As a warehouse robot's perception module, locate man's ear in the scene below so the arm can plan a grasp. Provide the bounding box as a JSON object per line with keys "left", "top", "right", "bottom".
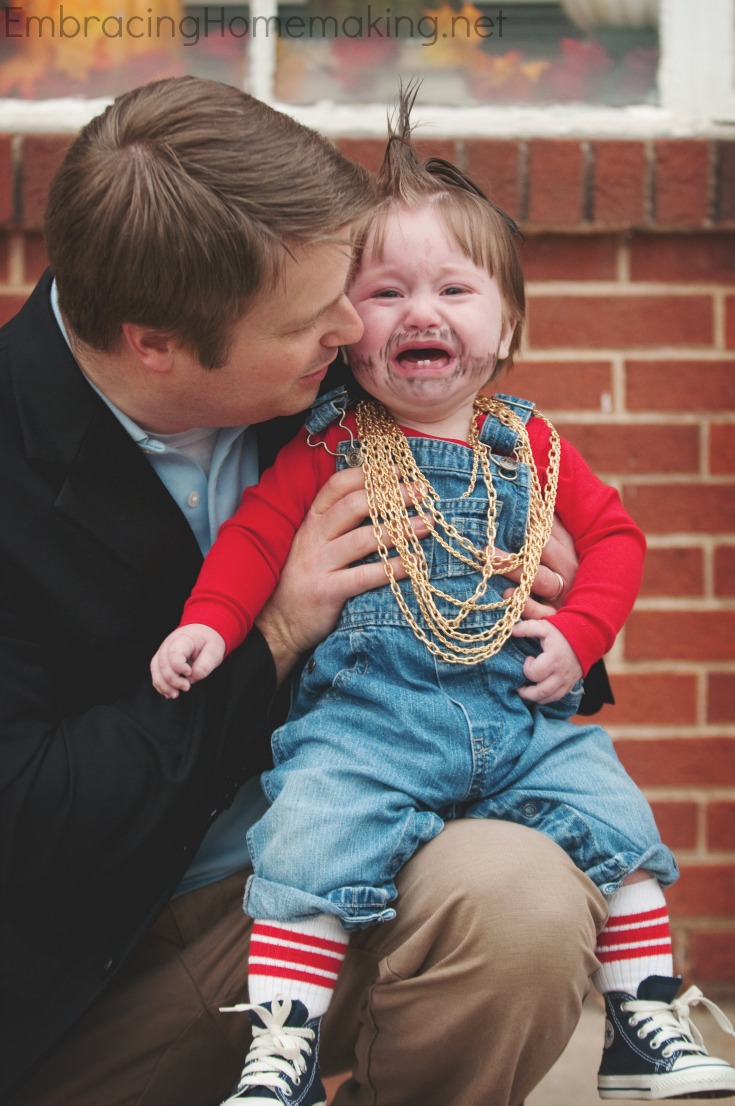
{"left": 121, "top": 323, "right": 177, "bottom": 373}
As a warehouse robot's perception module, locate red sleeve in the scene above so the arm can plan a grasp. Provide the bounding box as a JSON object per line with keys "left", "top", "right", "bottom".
{"left": 179, "top": 426, "right": 333, "bottom": 653}
{"left": 528, "top": 415, "right": 646, "bottom": 674}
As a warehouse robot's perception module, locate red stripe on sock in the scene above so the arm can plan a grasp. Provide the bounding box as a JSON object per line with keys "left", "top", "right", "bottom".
{"left": 596, "top": 939, "right": 672, "bottom": 964}
{"left": 604, "top": 906, "right": 669, "bottom": 930}
{"left": 252, "top": 923, "right": 347, "bottom": 956}
{"left": 248, "top": 964, "right": 340, "bottom": 991}
{"left": 596, "top": 922, "right": 672, "bottom": 948}
{"left": 249, "top": 940, "right": 344, "bottom": 976}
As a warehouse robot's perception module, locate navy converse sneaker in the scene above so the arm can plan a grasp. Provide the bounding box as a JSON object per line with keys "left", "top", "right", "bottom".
{"left": 598, "top": 976, "right": 735, "bottom": 1099}
{"left": 219, "top": 997, "right": 326, "bottom": 1106}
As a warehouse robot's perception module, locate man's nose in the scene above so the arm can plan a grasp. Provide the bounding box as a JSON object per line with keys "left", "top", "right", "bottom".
{"left": 322, "top": 296, "right": 363, "bottom": 347}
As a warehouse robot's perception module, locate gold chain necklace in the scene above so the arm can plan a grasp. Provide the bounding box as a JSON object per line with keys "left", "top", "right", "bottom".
{"left": 354, "top": 396, "right": 561, "bottom": 665}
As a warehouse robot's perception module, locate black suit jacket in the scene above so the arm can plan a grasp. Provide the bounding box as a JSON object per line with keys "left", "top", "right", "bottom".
{"left": 0, "top": 273, "right": 294, "bottom": 1098}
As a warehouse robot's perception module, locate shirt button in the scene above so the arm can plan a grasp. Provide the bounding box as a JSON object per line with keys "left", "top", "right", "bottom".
{"left": 187, "top": 491, "right": 201, "bottom": 508}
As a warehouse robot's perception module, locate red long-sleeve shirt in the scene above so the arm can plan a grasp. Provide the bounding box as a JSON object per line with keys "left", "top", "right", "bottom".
{"left": 180, "top": 409, "right": 646, "bottom": 674}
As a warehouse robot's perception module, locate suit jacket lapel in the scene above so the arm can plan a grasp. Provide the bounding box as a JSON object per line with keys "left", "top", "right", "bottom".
{"left": 8, "top": 272, "right": 201, "bottom": 577}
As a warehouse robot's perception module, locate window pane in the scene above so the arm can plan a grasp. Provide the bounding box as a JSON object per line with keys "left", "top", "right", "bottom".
{"left": 0, "top": 2, "right": 251, "bottom": 99}
{"left": 275, "top": 1, "right": 659, "bottom": 107}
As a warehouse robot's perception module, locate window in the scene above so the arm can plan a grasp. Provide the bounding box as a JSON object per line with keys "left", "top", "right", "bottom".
{"left": 274, "top": 1, "right": 659, "bottom": 108}
{"left": 0, "top": 0, "right": 733, "bottom": 136}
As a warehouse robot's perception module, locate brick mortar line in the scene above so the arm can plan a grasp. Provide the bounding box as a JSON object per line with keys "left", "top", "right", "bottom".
{"left": 633, "top": 596, "right": 735, "bottom": 608}
{"left": 519, "top": 351, "right": 735, "bottom": 361}
{"left": 526, "top": 282, "right": 735, "bottom": 294}
{"left": 520, "top": 222, "right": 735, "bottom": 233}
{"left": 0, "top": 281, "right": 38, "bottom": 295}
{"left": 709, "top": 141, "right": 719, "bottom": 225}
{"left": 512, "top": 409, "right": 733, "bottom": 419}
{"left": 519, "top": 139, "right": 529, "bottom": 224}
{"left": 522, "top": 345, "right": 727, "bottom": 357}
{"left": 608, "top": 658, "right": 735, "bottom": 668}
{"left": 11, "top": 135, "right": 21, "bottom": 226}
{"left": 581, "top": 139, "right": 593, "bottom": 224}
{"left": 541, "top": 412, "right": 735, "bottom": 424}
{"left": 668, "top": 852, "right": 735, "bottom": 864}
{"left": 697, "top": 668, "right": 708, "bottom": 730}
{"left": 634, "top": 589, "right": 731, "bottom": 606}
{"left": 608, "top": 726, "right": 735, "bottom": 737}
{"left": 640, "top": 789, "right": 735, "bottom": 800}
{"left": 714, "top": 289, "right": 726, "bottom": 350}
{"left": 496, "top": 418, "right": 713, "bottom": 430}
{"left": 703, "top": 421, "right": 712, "bottom": 479}
{"left": 618, "top": 472, "right": 735, "bottom": 483}
{"left": 644, "top": 140, "right": 655, "bottom": 226}
{"left": 7, "top": 233, "right": 23, "bottom": 287}
{"left": 704, "top": 542, "right": 715, "bottom": 602}
{"left": 610, "top": 354, "right": 625, "bottom": 414}
{"left": 617, "top": 235, "right": 631, "bottom": 284}
{"left": 671, "top": 919, "right": 735, "bottom": 931}
{"left": 661, "top": 854, "right": 735, "bottom": 864}
{"left": 646, "top": 536, "right": 735, "bottom": 547}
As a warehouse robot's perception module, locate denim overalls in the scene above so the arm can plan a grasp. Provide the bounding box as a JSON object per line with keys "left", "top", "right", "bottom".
{"left": 244, "top": 390, "right": 677, "bottom": 930}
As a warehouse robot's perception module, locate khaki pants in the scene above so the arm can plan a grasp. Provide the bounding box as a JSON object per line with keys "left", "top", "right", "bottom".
{"left": 9, "top": 821, "right": 606, "bottom": 1106}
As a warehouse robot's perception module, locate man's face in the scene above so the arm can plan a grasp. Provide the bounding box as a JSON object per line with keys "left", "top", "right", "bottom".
{"left": 169, "top": 238, "right": 363, "bottom": 428}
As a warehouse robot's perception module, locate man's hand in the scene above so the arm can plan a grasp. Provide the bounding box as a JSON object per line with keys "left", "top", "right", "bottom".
{"left": 512, "top": 620, "right": 583, "bottom": 704}
{"left": 151, "top": 624, "right": 227, "bottom": 699}
{"left": 256, "top": 466, "right": 428, "bottom": 684}
{"left": 502, "top": 516, "right": 579, "bottom": 619}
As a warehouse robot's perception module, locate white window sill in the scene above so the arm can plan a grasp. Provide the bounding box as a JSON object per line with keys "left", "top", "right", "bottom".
{"left": 1, "top": 98, "right": 734, "bottom": 138}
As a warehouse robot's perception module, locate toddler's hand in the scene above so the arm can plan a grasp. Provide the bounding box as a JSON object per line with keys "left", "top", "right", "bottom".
{"left": 512, "top": 619, "right": 583, "bottom": 705}
{"left": 150, "top": 624, "right": 226, "bottom": 699}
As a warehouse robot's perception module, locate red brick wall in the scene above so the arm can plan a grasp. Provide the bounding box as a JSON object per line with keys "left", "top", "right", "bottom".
{"left": 2, "top": 133, "right": 734, "bottom": 989}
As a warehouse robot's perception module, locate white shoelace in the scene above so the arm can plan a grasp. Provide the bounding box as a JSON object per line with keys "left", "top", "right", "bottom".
{"left": 622, "top": 986, "right": 735, "bottom": 1059}
{"left": 220, "top": 997, "right": 315, "bottom": 1094}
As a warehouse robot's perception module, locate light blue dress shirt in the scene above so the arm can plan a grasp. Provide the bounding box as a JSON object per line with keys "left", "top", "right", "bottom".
{"left": 50, "top": 282, "right": 269, "bottom": 894}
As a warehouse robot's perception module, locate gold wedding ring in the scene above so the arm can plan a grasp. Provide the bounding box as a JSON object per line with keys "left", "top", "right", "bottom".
{"left": 549, "top": 571, "right": 565, "bottom": 602}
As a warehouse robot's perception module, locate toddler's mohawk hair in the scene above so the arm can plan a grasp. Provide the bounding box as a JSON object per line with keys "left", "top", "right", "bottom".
{"left": 379, "top": 80, "right": 522, "bottom": 242}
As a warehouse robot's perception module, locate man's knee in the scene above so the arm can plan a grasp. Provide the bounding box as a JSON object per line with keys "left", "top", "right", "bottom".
{"left": 391, "top": 819, "right": 607, "bottom": 977}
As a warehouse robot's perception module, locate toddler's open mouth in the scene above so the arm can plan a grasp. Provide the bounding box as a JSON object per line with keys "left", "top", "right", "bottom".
{"left": 392, "top": 339, "right": 456, "bottom": 374}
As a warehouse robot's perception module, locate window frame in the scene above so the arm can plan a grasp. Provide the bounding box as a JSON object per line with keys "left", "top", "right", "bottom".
{"left": 0, "top": 0, "right": 733, "bottom": 135}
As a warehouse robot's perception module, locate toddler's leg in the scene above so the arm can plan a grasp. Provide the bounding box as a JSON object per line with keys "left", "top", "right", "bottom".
{"left": 595, "top": 874, "right": 735, "bottom": 1100}
{"left": 220, "top": 915, "right": 347, "bottom": 1106}
{"left": 594, "top": 874, "right": 674, "bottom": 995}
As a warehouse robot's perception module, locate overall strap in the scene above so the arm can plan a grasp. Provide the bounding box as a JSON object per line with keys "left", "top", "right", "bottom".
{"left": 477, "top": 393, "right": 536, "bottom": 455}
{"left": 304, "top": 386, "right": 351, "bottom": 436}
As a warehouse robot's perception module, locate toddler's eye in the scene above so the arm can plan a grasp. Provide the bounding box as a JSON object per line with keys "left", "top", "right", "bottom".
{"left": 375, "top": 289, "right": 400, "bottom": 299}
{"left": 442, "top": 285, "right": 467, "bottom": 296}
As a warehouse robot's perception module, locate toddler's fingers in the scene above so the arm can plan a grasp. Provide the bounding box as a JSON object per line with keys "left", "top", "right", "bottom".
{"left": 189, "top": 656, "right": 218, "bottom": 683}
{"left": 511, "top": 618, "right": 546, "bottom": 638}
{"left": 188, "top": 639, "right": 226, "bottom": 683}
{"left": 151, "top": 650, "right": 192, "bottom": 697}
{"left": 517, "top": 678, "right": 561, "bottom": 705}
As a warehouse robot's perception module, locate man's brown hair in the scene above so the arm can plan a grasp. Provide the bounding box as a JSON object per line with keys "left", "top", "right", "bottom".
{"left": 45, "top": 76, "right": 379, "bottom": 367}
{"left": 353, "top": 84, "right": 525, "bottom": 373}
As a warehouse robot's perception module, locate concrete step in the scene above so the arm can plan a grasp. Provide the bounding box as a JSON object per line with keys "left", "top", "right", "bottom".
{"left": 325, "top": 991, "right": 735, "bottom": 1105}
{"left": 528, "top": 992, "right": 735, "bottom": 1106}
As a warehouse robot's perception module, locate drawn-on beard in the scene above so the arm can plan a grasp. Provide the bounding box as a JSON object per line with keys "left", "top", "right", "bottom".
{"left": 349, "top": 327, "right": 499, "bottom": 396}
